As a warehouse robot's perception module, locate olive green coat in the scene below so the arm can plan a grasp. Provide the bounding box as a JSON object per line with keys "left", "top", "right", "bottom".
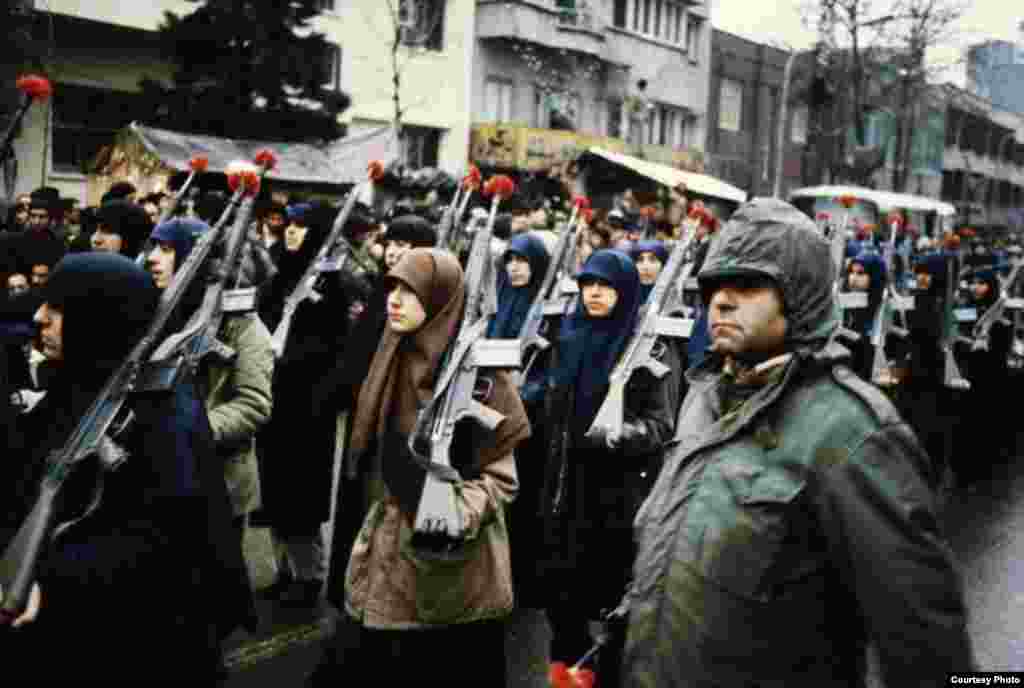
{"left": 204, "top": 313, "right": 274, "bottom": 516}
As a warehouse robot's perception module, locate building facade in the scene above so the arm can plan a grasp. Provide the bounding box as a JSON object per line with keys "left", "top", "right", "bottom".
{"left": 705, "top": 29, "right": 808, "bottom": 199}
{"left": 967, "top": 37, "right": 1024, "bottom": 117}
{"left": 3, "top": 0, "right": 478, "bottom": 203}
{"left": 470, "top": 0, "right": 711, "bottom": 174}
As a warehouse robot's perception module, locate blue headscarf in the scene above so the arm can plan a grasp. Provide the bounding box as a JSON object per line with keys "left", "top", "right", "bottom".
{"left": 487, "top": 232, "right": 551, "bottom": 339}
{"left": 553, "top": 249, "right": 641, "bottom": 435}
{"left": 630, "top": 239, "right": 669, "bottom": 304}
{"left": 150, "top": 217, "right": 208, "bottom": 269}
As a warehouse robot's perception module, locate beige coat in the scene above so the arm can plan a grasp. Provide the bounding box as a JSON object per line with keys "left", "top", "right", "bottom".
{"left": 205, "top": 313, "right": 274, "bottom": 516}
{"left": 344, "top": 451, "right": 519, "bottom": 629}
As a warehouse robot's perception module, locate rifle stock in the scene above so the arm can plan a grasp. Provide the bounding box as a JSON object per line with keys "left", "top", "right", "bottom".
{"left": 971, "top": 259, "right": 1023, "bottom": 351}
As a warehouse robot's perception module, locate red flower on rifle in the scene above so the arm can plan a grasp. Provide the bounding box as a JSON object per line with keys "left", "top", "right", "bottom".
{"left": 226, "top": 161, "right": 261, "bottom": 196}
{"left": 549, "top": 662, "right": 596, "bottom": 688}
{"left": 960, "top": 227, "right": 977, "bottom": 238}
{"left": 483, "top": 174, "right": 516, "bottom": 200}
{"left": 816, "top": 212, "right": 831, "bottom": 222}
{"left": 573, "top": 196, "right": 592, "bottom": 210}
{"left": 368, "top": 160, "right": 385, "bottom": 181}
{"left": 688, "top": 202, "right": 718, "bottom": 232}
{"left": 16, "top": 74, "right": 52, "bottom": 101}
{"left": 887, "top": 212, "right": 905, "bottom": 229}
{"left": 189, "top": 156, "right": 209, "bottom": 173}
{"left": 254, "top": 149, "right": 278, "bottom": 171}
{"left": 581, "top": 208, "right": 594, "bottom": 224}
{"left": 837, "top": 194, "right": 858, "bottom": 209}
{"left": 464, "top": 165, "right": 482, "bottom": 189}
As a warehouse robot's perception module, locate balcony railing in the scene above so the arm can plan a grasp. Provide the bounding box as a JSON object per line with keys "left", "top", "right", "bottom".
{"left": 555, "top": 2, "right": 597, "bottom": 32}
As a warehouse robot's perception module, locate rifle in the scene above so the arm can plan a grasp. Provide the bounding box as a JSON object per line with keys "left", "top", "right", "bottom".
{"left": 971, "top": 258, "right": 1024, "bottom": 352}
{"left": 435, "top": 166, "right": 481, "bottom": 251}
{"left": 584, "top": 222, "right": 700, "bottom": 445}
{"left": 0, "top": 157, "right": 269, "bottom": 624}
{"left": 942, "top": 251, "right": 971, "bottom": 390}
{"left": 407, "top": 176, "right": 519, "bottom": 548}
{"left": 868, "top": 218, "right": 914, "bottom": 386}
{"left": 269, "top": 163, "right": 383, "bottom": 359}
{"left": 1, "top": 75, "right": 51, "bottom": 169}
{"left": 157, "top": 156, "right": 208, "bottom": 226}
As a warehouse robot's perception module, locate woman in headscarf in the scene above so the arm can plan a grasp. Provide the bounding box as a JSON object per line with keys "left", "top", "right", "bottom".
{"left": 955, "top": 267, "right": 1012, "bottom": 485}
{"left": 629, "top": 239, "right": 669, "bottom": 305}
{"left": 537, "top": 249, "right": 674, "bottom": 685}
{"left": 486, "top": 231, "right": 552, "bottom": 608}
{"left": 843, "top": 249, "right": 886, "bottom": 381}
{"left": 309, "top": 248, "right": 530, "bottom": 686}
{"left": 257, "top": 200, "right": 350, "bottom": 607}
{"left": 3, "top": 253, "right": 251, "bottom": 682}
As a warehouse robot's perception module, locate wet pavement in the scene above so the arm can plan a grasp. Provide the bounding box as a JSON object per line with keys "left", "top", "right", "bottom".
{"left": 224, "top": 435, "right": 1024, "bottom": 686}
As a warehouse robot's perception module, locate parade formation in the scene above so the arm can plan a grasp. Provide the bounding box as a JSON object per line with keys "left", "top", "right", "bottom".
{"left": 2, "top": 67, "right": 1021, "bottom": 687}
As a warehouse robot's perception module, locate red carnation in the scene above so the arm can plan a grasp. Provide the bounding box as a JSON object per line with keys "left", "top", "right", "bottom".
{"left": 837, "top": 194, "right": 857, "bottom": 209}
{"left": 368, "top": 160, "right": 385, "bottom": 181}
{"left": 573, "top": 195, "right": 591, "bottom": 210}
{"left": 16, "top": 74, "right": 52, "bottom": 101}
{"left": 816, "top": 211, "right": 831, "bottom": 222}
{"left": 581, "top": 208, "right": 594, "bottom": 224}
{"left": 960, "top": 227, "right": 977, "bottom": 238}
{"left": 464, "top": 165, "right": 482, "bottom": 189}
{"left": 254, "top": 149, "right": 277, "bottom": 171}
{"left": 483, "top": 174, "right": 516, "bottom": 199}
{"left": 886, "top": 212, "right": 905, "bottom": 229}
{"left": 189, "top": 156, "right": 209, "bottom": 173}
{"left": 549, "top": 662, "right": 596, "bottom": 688}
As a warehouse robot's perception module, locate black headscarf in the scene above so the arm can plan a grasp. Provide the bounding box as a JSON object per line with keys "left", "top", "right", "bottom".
{"left": 488, "top": 232, "right": 551, "bottom": 339}
{"left": 553, "top": 249, "right": 641, "bottom": 436}
{"left": 95, "top": 200, "right": 152, "bottom": 258}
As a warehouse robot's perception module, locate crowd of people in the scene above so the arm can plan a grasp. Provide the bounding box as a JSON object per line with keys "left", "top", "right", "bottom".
{"left": 0, "top": 166, "right": 1002, "bottom": 685}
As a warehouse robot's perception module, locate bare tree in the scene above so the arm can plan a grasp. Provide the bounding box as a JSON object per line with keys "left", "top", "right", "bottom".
{"left": 381, "top": 0, "right": 447, "bottom": 135}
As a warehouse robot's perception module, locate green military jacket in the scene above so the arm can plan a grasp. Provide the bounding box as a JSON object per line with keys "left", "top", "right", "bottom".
{"left": 622, "top": 344, "right": 973, "bottom": 687}
{"left": 205, "top": 313, "right": 274, "bottom": 517}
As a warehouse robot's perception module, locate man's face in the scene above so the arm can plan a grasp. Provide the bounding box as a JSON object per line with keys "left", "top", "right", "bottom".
{"left": 7, "top": 273, "right": 29, "bottom": 297}
{"left": 707, "top": 278, "right": 788, "bottom": 360}
{"left": 581, "top": 278, "right": 619, "bottom": 318}
{"left": 915, "top": 271, "right": 933, "bottom": 290}
{"left": 30, "top": 264, "right": 50, "bottom": 288}
{"left": 348, "top": 299, "right": 366, "bottom": 324}
{"left": 285, "top": 223, "right": 308, "bottom": 252}
{"left": 66, "top": 203, "right": 81, "bottom": 226}
{"left": 266, "top": 212, "right": 287, "bottom": 236}
{"left": 384, "top": 239, "right": 414, "bottom": 270}
{"left": 91, "top": 225, "right": 124, "bottom": 254}
{"left": 28, "top": 208, "right": 52, "bottom": 232}
{"left": 386, "top": 282, "right": 427, "bottom": 333}
{"left": 143, "top": 202, "right": 160, "bottom": 225}
{"left": 635, "top": 251, "right": 663, "bottom": 286}
{"left": 34, "top": 302, "right": 64, "bottom": 361}
{"left": 668, "top": 202, "right": 686, "bottom": 226}
{"left": 146, "top": 242, "right": 177, "bottom": 289}
{"left": 529, "top": 208, "right": 547, "bottom": 228}
{"left": 510, "top": 215, "right": 531, "bottom": 235}
{"left": 14, "top": 199, "right": 29, "bottom": 226}
{"left": 506, "top": 254, "right": 532, "bottom": 287}
{"left": 848, "top": 263, "right": 870, "bottom": 291}
{"left": 971, "top": 280, "right": 991, "bottom": 301}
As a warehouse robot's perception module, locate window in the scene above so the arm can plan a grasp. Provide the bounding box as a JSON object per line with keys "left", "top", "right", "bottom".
{"left": 642, "top": 0, "right": 652, "bottom": 34}
{"left": 685, "top": 15, "right": 702, "bottom": 62}
{"left": 320, "top": 43, "right": 341, "bottom": 91}
{"left": 51, "top": 83, "right": 148, "bottom": 175}
{"left": 613, "top": 0, "right": 627, "bottom": 28}
{"left": 535, "top": 88, "right": 579, "bottom": 130}
{"left": 401, "top": 125, "right": 442, "bottom": 168}
{"left": 719, "top": 78, "right": 743, "bottom": 132}
{"left": 483, "top": 78, "right": 514, "bottom": 123}
{"left": 398, "top": 0, "right": 445, "bottom": 51}
{"left": 679, "top": 114, "right": 692, "bottom": 147}
{"left": 607, "top": 99, "right": 623, "bottom": 138}
{"left": 313, "top": 0, "right": 335, "bottom": 11}
{"left": 654, "top": 0, "right": 663, "bottom": 38}
{"left": 791, "top": 104, "right": 808, "bottom": 144}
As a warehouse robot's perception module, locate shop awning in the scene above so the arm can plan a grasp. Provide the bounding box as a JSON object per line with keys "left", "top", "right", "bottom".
{"left": 579, "top": 147, "right": 748, "bottom": 204}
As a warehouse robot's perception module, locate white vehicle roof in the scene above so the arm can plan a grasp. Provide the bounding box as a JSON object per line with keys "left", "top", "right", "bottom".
{"left": 789, "top": 185, "right": 956, "bottom": 216}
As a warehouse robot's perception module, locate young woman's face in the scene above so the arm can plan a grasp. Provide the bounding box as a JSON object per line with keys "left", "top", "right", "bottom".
{"left": 580, "top": 279, "right": 619, "bottom": 318}
{"left": 386, "top": 282, "right": 428, "bottom": 333}
{"left": 505, "top": 254, "right": 532, "bottom": 288}
{"left": 848, "top": 263, "right": 870, "bottom": 291}
{"left": 285, "top": 223, "right": 308, "bottom": 252}
{"left": 971, "top": 280, "right": 991, "bottom": 301}
{"left": 635, "top": 251, "right": 663, "bottom": 286}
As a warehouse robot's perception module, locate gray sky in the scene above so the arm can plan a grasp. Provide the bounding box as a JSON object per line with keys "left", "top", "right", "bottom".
{"left": 712, "top": 1, "right": 1023, "bottom": 86}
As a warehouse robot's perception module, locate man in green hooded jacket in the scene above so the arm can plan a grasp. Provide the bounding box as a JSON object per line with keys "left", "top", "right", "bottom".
{"left": 622, "top": 198, "right": 972, "bottom": 687}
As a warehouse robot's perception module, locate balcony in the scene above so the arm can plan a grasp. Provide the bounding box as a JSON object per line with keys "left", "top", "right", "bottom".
{"left": 476, "top": 0, "right": 608, "bottom": 61}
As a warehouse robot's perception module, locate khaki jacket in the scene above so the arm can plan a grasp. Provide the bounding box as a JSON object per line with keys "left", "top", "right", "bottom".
{"left": 344, "top": 452, "right": 518, "bottom": 629}
{"left": 205, "top": 313, "right": 274, "bottom": 516}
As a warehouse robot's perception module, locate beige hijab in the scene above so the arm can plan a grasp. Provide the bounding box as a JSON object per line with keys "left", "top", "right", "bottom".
{"left": 347, "top": 248, "right": 529, "bottom": 478}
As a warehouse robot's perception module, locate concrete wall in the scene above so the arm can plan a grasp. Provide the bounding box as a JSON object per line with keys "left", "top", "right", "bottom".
{"left": 326, "top": 0, "right": 476, "bottom": 174}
